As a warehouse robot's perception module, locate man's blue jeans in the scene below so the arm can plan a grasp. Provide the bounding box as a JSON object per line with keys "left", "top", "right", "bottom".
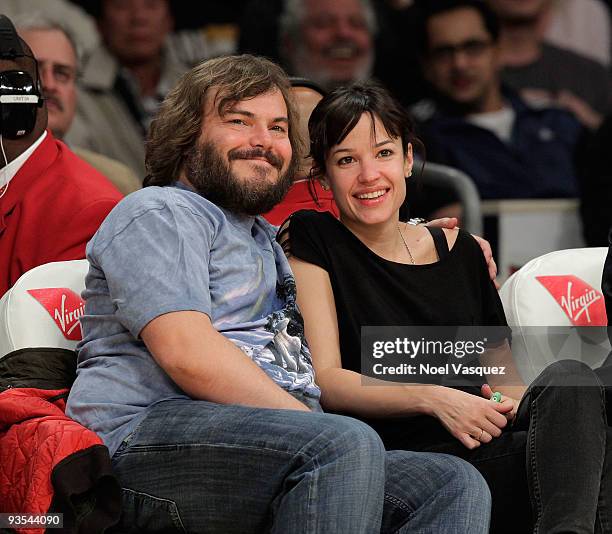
{"left": 110, "top": 399, "right": 490, "bottom": 533}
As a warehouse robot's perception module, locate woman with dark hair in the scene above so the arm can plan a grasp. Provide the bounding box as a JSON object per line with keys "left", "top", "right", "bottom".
{"left": 281, "top": 81, "right": 612, "bottom": 533}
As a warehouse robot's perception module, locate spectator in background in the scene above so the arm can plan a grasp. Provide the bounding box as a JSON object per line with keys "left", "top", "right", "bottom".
{"left": 278, "top": 0, "right": 376, "bottom": 91}
{"left": 16, "top": 13, "right": 141, "bottom": 196}
{"left": 411, "top": 0, "right": 581, "bottom": 210}
{"left": 0, "top": 16, "right": 122, "bottom": 296}
{"left": 68, "top": 0, "right": 187, "bottom": 178}
{"left": 489, "top": 0, "right": 612, "bottom": 130}
{"left": 240, "top": 0, "right": 428, "bottom": 106}
{"left": 15, "top": 15, "right": 77, "bottom": 142}
{"left": 264, "top": 78, "right": 339, "bottom": 225}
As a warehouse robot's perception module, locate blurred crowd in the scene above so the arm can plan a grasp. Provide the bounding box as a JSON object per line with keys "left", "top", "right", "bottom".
{"left": 4, "top": 0, "right": 612, "bottom": 245}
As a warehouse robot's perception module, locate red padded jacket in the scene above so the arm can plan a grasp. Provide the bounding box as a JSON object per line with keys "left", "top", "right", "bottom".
{"left": 0, "top": 386, "right": 120, "bottom": 533}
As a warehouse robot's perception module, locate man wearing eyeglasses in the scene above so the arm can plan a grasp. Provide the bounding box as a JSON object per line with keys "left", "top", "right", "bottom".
{"left": 18, "top": 18, "right": 77, "bottom": 141}
{"left": 410, "top": 0, "right": 581, "bottom": 204}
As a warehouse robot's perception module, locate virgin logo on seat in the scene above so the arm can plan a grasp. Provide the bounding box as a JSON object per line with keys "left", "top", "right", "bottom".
{"left": 27, "top": 288, "right": 85, "bottom": 340}
{"left": 536, "top": 275, "right": 607, "bottom": 326}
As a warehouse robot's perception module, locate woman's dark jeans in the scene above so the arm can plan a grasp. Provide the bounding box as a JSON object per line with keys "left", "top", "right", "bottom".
{"left": 371, "top": 359, "right": 612, "bottom": 534}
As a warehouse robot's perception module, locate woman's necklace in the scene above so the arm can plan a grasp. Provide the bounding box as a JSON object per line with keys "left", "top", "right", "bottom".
{"left": 397, "top": 222, "right": 416, "bottom": 265}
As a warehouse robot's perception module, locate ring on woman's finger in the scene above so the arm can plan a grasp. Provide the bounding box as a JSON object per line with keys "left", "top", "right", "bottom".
{"left": 472, "top": 428, "right": 484, "bottom": 441}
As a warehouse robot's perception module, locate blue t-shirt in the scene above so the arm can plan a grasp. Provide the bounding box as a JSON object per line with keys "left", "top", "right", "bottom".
{"left": 66, "top": 183, "right": 320, "bottom": 456}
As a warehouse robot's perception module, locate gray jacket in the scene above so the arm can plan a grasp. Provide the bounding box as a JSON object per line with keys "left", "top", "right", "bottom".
{"left": 66, "top": 45, "right": 186, "bottom": 179}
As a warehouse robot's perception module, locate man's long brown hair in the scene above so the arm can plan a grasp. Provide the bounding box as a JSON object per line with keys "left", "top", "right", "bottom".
{"left": 144, "top": 54, "right": 302, "bottom": 187}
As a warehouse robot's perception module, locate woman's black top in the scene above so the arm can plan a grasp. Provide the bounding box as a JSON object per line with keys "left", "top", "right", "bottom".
{"left": 285, "top": 210, "right": 508, "bottom": 364}
{"left": 283, "top": 210, "right": 510, "bottom": 445}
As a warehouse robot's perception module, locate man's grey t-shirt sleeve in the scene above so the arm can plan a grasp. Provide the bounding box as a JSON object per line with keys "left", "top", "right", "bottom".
{"left": 89, "top": 195, "right": 215, "bottom": 337}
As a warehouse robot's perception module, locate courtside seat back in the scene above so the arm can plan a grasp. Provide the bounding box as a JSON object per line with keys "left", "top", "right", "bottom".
{"left": 0, "top": 260, "right": 89, "bottom": 359}
{"left": 499, "top": 247, "right": 610, "bottom": 384}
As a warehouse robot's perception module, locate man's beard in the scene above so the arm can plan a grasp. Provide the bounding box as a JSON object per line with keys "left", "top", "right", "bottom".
{"left": 184, "top": 141, "right": 296, "bottom": 216}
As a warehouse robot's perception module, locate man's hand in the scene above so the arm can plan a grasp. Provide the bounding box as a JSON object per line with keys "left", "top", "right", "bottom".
{"left": 556, "top": 90, "right": 603, "bottom": 130}
{"left": 426, "top": 218, "right": 498, "bottom": 283}
{"left": 520, "top": 87, "right": 602, "bottom": 130}
{"left": 472, "top": 234, "right": 497, "bottom": 284}
{"left": 425, "top": 217, "right": 458, "bottom": 230}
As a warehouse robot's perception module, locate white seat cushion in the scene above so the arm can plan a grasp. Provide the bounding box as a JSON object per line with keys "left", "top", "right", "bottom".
{"left": 499, "top": 247, "right": 610, "bottom": 383}
{"left": 0, "top": 260, "right": 89, "bottom": 359}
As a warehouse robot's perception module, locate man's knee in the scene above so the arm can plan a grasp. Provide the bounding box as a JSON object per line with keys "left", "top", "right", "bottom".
{"left": 385, "top": 451, "right": 487, "bottom": 494}
{"left": 383, "top": 451, "right": 490, "bottom": 531}
{"left": 302, "top": 413, "right": 386, "bottom": 464}
{"left": 443, "top": 455, "right": 491, "bottom": 504}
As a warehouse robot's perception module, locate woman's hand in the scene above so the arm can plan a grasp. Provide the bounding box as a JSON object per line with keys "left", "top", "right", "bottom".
{"left": 481, "top": 383, "right": 520, "bottom": 422}
{"left": 427, "top": 386, "right": 513, "bottom": 449}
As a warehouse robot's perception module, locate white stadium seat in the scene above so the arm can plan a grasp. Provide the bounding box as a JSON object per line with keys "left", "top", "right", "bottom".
{"left": 0, "top": 260, "right": 89, "bottom": 359}
{"left": 499, "top": 247, "right": 610, "bottom": 384}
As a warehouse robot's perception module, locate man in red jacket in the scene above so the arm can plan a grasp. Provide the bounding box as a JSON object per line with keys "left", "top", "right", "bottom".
{"left": 0, "top": 18, "right": 122, "bottom": 296}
